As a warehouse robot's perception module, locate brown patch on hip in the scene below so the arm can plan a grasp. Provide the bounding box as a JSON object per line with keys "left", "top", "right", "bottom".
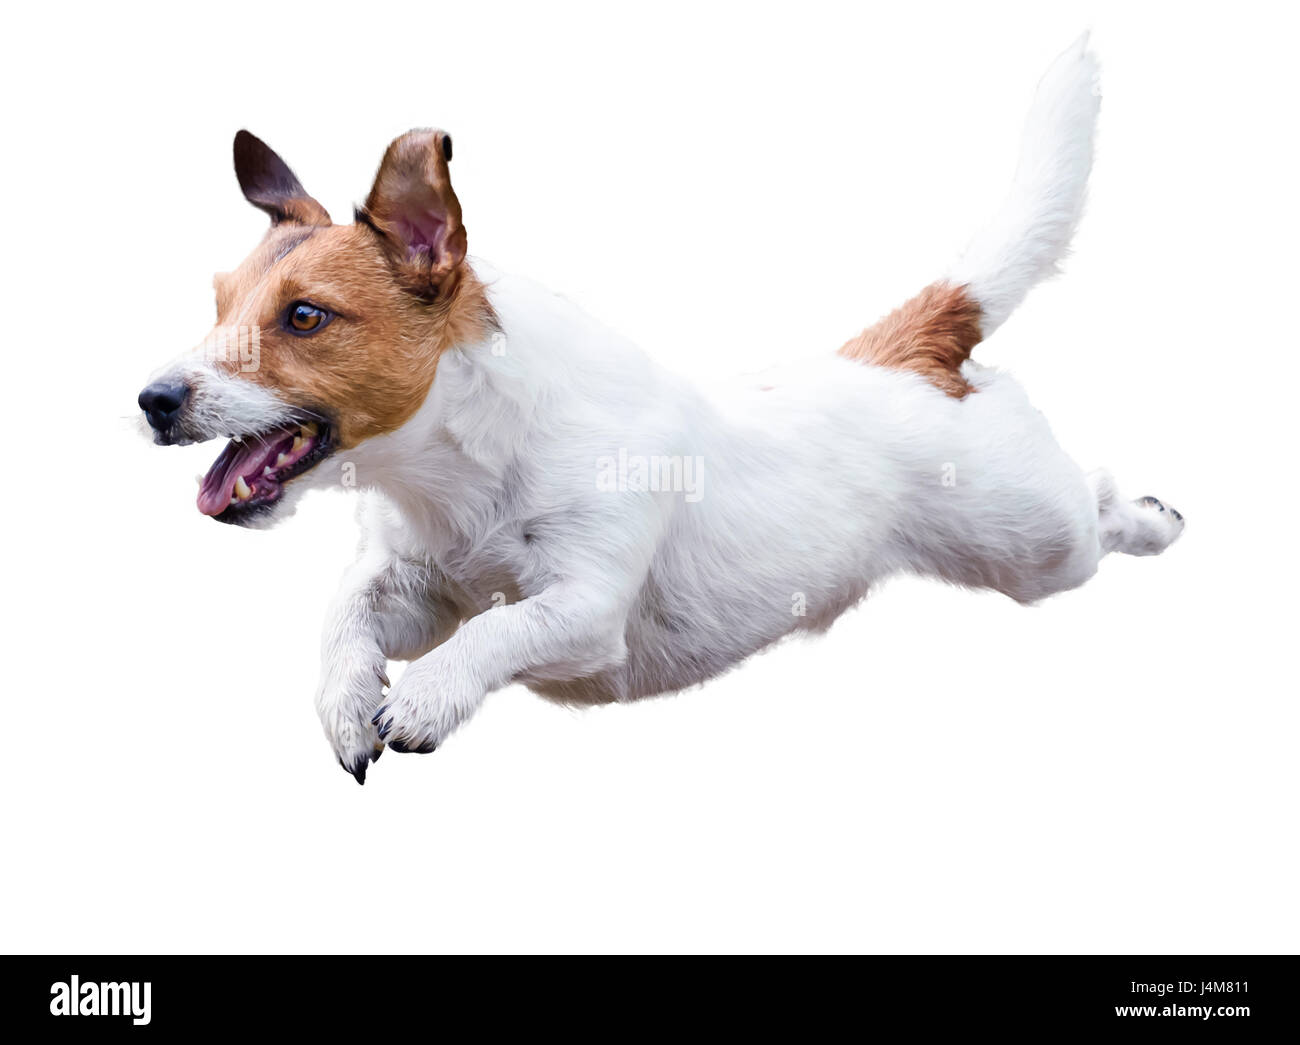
{"left": 838, "top": 281, "right": 983, "bottom": 398}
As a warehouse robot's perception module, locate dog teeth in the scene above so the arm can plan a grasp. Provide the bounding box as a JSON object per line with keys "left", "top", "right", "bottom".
{"left": 275, "top": 452, "right": 290, "bottom": 468}
{"left": 234, "top": 475, "right": 253, "bottom": 501}
{"left": 195, "top": 474, "right": 204, "bottom": 486}
{"left": 292, "top": 436, "right": 305, "bottom": 454}
{"left": 301, "top": 422, "right": 319, "bottom": 438}
{"left": 263, "top": 466, "right": 275, "bottom": 479}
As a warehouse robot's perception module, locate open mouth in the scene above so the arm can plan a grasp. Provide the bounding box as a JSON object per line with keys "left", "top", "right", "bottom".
{"left": 197, "top": 420, "right": 333, "bottom": 522}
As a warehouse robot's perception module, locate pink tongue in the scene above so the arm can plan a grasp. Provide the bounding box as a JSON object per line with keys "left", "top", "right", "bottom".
{"left": 196, "top": 435, "right": 288, "bottom": 516}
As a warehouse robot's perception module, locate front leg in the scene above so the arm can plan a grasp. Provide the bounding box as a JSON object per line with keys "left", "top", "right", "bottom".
{"left": 373, "top": 582, "right": 631, "bottom": 754}
{"left": 317, "top": 552, "right": 459, "bottom": 783}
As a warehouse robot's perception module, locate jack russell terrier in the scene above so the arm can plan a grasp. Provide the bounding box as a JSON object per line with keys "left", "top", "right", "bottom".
{"left": 140, "top": 37, "right": 1183, "bottom": 783}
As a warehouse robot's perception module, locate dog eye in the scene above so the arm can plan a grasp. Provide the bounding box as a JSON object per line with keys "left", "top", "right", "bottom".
{"left": 286, "top": 302, "right": 330, "bottom": 334}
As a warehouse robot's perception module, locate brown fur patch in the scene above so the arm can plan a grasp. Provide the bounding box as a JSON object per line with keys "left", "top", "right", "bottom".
{"left": 211, "top": 222, "right": 495, "bottom": 449}
{"left": 838, "top": 281, "right": 983, "bottom": 398}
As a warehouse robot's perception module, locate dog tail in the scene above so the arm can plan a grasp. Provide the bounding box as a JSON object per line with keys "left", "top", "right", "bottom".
{"left": 947, "top": 33, "right": 1100, "bottom": 334}
{"left": 839, "top": 35, "right": 1100, "bottom": 397}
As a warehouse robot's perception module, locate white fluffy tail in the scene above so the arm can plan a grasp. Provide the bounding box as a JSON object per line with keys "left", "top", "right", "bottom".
{"left": 947, "top": 34, "right": 1100, "bottom": 336}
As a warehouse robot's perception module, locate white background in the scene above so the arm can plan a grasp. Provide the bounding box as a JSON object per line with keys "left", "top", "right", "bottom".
{"left": 3, "top": 1, "right": 1296, "bottom": 953}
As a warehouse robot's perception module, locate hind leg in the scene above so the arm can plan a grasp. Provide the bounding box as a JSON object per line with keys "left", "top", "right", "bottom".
{"left": 1005, "top": 470, "right": 1183, "bottom": 602}
{"left": 1089, "top": 470, "right": 1186, "bottom": 557}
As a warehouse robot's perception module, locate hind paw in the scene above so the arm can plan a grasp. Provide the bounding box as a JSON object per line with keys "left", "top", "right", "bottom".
{"left": 1136, "top": 495, "right": 1185, "bottom": 527}
{"left": 1129, "top": 495, "right": 1186, "bottom": 552}
{"left": 1136, "top": 495, "right": 1182, "bottom": 521}
{"left": 1095, "top": 478, "right": 1185, "bottom": 558}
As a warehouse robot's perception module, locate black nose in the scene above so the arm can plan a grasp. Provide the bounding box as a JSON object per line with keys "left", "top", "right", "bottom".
{"left": 138, "top": 381, "right": 190, "bottom": 432}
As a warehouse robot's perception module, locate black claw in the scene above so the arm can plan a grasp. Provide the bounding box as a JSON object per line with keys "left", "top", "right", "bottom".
{"left": 371, "top": 704, "right": 389, "bottom": 725}
{"left": 1170, "top": 508, "right": 1183, "bottom": 522}
{"left": 377, "top": 719, "right": 393, "bottom": 740}
{"left": 388, "top": 738, "right": 438, "bottom": 755}
{"left": 339, "top": 753, "right": 374, "bottom": 783}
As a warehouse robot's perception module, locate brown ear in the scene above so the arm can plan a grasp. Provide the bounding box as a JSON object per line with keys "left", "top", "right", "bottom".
{"left": 233, "top": 130, "right": 331, "bottom": 227}
{"left": 360, "top": 129, "right": 466, "bottom": 298}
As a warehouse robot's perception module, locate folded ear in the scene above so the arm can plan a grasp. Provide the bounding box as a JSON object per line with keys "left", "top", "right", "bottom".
{"left": 360, "top": 129, "right": 466, "bottom": 298}
{"left": 233, "top": 130, "right": 331, "bottom": 227}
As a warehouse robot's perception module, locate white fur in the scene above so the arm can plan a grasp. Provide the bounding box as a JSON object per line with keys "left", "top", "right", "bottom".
{"left": 299, "top": 38, "right": 1184, "bottom": 777}
{"left": 146, "top": 348, "right": 294, "bottom": 445}
{"left": 947, "top": 34, "right": 1099, "bottom": 334}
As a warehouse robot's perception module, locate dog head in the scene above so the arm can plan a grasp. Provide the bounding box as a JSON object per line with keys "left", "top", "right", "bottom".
{"left": 139, "top": 129, "right": 493, "bottom": 526}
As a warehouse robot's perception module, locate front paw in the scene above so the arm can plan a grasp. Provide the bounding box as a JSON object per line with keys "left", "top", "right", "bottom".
{"left": 370, "top": 655, "right": 483, "bottom": 756}
{"left": 329, "top": 717, "right": 386, "bottom": 785}
{"left": 317, "top": 649, "right": 390, "bottom": 785}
